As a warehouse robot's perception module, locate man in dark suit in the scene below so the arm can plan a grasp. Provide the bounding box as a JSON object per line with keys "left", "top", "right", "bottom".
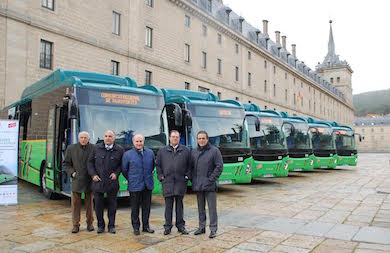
{"left": 88, "top": 130, "right": 124, "bottom": 234}
{"left": 156, "top": 130, "right": 191, "bottom": 235}
{"left": 121, "top": 133, "right": 155, "bottom": 235}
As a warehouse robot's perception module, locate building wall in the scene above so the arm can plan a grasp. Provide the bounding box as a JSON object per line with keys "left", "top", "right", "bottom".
{"left": 355, "top": 125, "right": 390, "bottom": 152}
{"left": 0, "top": 0, "right": 354, "bottom": 125}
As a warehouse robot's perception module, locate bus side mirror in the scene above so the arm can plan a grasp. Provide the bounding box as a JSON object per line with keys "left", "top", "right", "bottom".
{"left": 185, "top": 110, "right": 192, "bottom": 129}
{"left": 173, "top": 104, "right": 182, "bottom": 127}
{"left": 282, "top": 122, "right": 295, "bottom": 135}
{"left": 68, "top": 94, "right": 78, "bottom": 120}
{"left": 245, "top": 114, "right": 260, "bottom": 131}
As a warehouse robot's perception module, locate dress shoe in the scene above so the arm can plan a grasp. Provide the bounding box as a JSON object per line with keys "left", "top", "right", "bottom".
{"left": 143, "top": 227, "right": 155, "bottom": 233}
{"left": 97, "top": 227, "right": 104, "bottom": 234}
{"left": 108, "top": 227, "right": 116, "bottom": 234}
{"left": 209, "top": 231, "right": 217, "bottom": 238}
{"left": 134, "top": 229, "right": 140, "bottom": 236}
{"left": 87, "top": 224, "right": 94, "bottom": 232}
{"left": 163, "top": 229, "right": 171, "bottom": 235}
{"left": 71, "top": 226, "right": 79, "bottom": 233}
{"left": 194, "top": 228, "right": 206, "bottom": 235}
{"left": 178, "top": 228, "right": 189, "bottom": 235}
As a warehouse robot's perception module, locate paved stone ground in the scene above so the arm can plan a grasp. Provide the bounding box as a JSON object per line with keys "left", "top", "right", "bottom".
{"left": 1, "top": 153, "right": 390, "bottom": 252}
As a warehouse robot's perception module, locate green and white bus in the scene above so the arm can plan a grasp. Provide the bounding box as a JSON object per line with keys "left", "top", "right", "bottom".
{"left": 244, "top": 104, "right": 289, "bottom": 178}
{"left": 331, "top": 122, "right": 358, "bottom": 166}
{"left": 162, "top": 89, "right": 255, "bottom": 185}
{"left": 2, "top": 69, "right": 174, "bottom": 198}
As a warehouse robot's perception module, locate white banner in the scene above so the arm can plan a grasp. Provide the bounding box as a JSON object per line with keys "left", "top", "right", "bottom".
{"left": 0, "top": 120, "right": 19, "bottom": 205}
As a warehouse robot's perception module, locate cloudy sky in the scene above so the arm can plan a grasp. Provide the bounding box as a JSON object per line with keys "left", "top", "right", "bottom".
{"left": 223, "top": 0, "right": 389, "bottom": 95}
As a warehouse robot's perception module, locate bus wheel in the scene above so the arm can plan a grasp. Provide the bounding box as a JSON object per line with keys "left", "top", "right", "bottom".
{"left": 40, "top": 165, "right": 54, "bottom": 199}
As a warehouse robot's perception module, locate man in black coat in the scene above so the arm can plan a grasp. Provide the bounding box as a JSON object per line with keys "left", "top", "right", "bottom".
{"left": 191, "top": 130, "right": 223, "bottom": 239}
{"left": 88, "top": 130, "right": 124, "bottom": 234}
{"left": 156, "top": 130, "right": 191, "bottom": 235}
{"left": 63, "top": 131, "right": 94, "bottom": 233}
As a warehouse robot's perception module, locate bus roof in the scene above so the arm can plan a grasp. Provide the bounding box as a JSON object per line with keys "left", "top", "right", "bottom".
{"left": 162, "top": 89, "right": 243, "bottom": 109}
{"left": 330, "top": 121, "right": 354, "bottom": 131}
{"left": 307, "top": 117, "right": 332, "bottom": 128}
{"left": 243, "top": 103, "right": 282, "bottom": 118}
{"left": 5, "top": 69, "right": 162, "bottom": 109}
{"left": 280, "top": 112, "right": 308, "bottom": 124}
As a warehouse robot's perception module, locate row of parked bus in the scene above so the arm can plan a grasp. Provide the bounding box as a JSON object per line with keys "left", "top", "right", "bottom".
{"left": 1, "top": 70, "right": 359, "bottom": 198}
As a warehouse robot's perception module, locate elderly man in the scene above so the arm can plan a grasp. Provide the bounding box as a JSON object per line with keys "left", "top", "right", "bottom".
{"left": 63, "top": 131, "right": 94, "bottom": 233}
{"left": 122, "top": 134, "right": 155, "bottom": 235}
{"left": 88, "top": 130, "right": 124, "bottom": 234}
{"left": 156, "top": 130, "right": 191, "bottom": 235}
{"left": 191, "top": 130, "right": 223, "bottom": 239}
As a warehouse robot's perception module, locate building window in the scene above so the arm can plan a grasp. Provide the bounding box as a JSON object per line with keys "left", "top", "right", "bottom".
{"left": 248, "top": 72, "right": 252, "bottom": 86}
{"left": 273, "top": 84, "right": 276, "bottom": 97}
{"left": 146, "top": 26, "right": 153, "bottom": 48}
{"left": 185, "top": 15, "right": 191, "bottom": 27}
{"left": 264, "top": 60, "right": 267, "bottom": 68}
{"left": 371, "top": 128, "right": 374, "bottom": 133}
{"left": 146, "top": 0, "right": 153, "bottom": 7}
{"left": 309, "top": 100, "right": 311, "bottom": 110}
{"left": 40, "top": 40, "right": 53, "bottom": 69}
{"left": 207, "top": 0, "right": 212, "bottom": 12}
{"left": 111, "top": 60, "right": 119, "bottom": 75}
{"left": 337, "top": 77, "right": 340, "bottom": 83}
{"left": 301, "top": 96, "right": 304, "bottom": 107}
{"left": 381, "top": 128, "right": 384, "bottom": 132}
{"left": 145, "top": 70, "right": 152, "bottom": 85}
{"left": 235, "top": 66, "right": 239, "bottom": 81}
{"left": 202, "top": 24, "right": 207, "bottom": 36}
{"left": 264, "top": 80, "right": 267, "bottom": 93}
{"left": 41, "top": 0, "right": 54, "bottom": 10}
{"left": 362, "top": 128, "right": 365, "bottom": 133}
{"left": 285, "top": 89, "right": 288, "bottom": 102}
{"left": 309, "top": 86, "right": 311, "bottom": 93}
{"left": 202, "top": 51, "right": 207, "bottom": 69}
{"left": 293, "top": 93, "right": 296, "bottom": 105}
{"left": 285, "top": 72, "right": 287, "bottom": 79}
{"left": 235, "top": 44, "right": 239, "bottom": 54}
{"left": 185, "top": 82, "right": 190, "bottom": 90}
{"left": 199, "top": 86, "right": 210, "bottom": 92}
{"left": 264, "top": 105, "right": 268, "bottom": 109}
{"left": 184, "top": 44, "right": 190, "bottom": 62}
{"left": 217, "top": 58, "right": 222, "bottom": 75}
{"left": 330, "top": 77, "right": 334, "bottom": 83}
{"left": 235, "top": 97, "right": 239, "bottom": 101}
{"left": 112, "top": 11, "right": 121, "bottom": 35}
{"left": 293, "top": 78, "right": 296, "bottom": 84}
{"left": 301, "top": 82, "right": 303, "bottom": 88}
{"left": 217, "top": 33, "right": 222, "bottom": 44}
{"left": 217, "top": 92, "right": 221, "bottom": 99}
{"left": 248, "top": 51, "right": 251, "bottom": 60}
{"left": 314, "top": 102, "right": 316, "bottom": 112}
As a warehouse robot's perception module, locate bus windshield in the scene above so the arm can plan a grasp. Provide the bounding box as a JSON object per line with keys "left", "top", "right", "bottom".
{"left": 284, "top": 122, "right": 312, "bottom": 150}
{"left": 310, "top": 127, "right": 335, "bottom": 151}
{"left": 78, "top": 88, "right": 168, "bottom": 150}
{"left": 335, "top": 130, "right": 356, "bottom": 150}
{"left": 187, "top": 105, "right": 249, "bottom": 149}
{"left": 248, "top": 116, "right": 287, "bottom": 150}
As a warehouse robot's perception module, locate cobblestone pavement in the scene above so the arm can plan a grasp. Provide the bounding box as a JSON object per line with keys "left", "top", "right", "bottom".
{"left": 1, "top": 153, "right": 390, "bottom": 252}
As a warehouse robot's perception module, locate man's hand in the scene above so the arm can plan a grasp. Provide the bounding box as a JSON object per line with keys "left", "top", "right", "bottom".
{"left": 72, "top": 172, "right": 76, "bottom": 178}
{"left": 109, "top": 173, "right": 117, "bottom": 180}
{"left": 92, "top": 175, "right": 101, "bottom": 182}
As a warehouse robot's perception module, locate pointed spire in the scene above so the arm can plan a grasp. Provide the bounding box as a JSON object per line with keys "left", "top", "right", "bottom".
{"left": 327, "top": 20, "right": 335, "bottom": 58}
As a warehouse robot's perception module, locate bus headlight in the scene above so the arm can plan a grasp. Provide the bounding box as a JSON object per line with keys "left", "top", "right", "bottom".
{"left": 246, "top": 163, "right": 251, "bottom": 174}
{"left": 284, "top": 163, "right": 288, "bottom": 171}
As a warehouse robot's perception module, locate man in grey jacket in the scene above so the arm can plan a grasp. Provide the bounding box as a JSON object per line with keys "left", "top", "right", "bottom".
{"left": 191, "top": 130, "right": 223, "bottom": 238}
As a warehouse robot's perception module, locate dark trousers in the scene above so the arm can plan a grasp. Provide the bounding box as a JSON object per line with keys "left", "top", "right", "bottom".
{"left": 71, "top": 191, "right": 93, "bottom": 227}
{"left": 197, "top": 191, "right": 217, "bottom": 232}
{"left": 130, "top": 189, "right": 152, "bottom": 230}
{"left": 164, "top": 195, "right": 185, "bottom": 230}
{"left": 94, "top": 191, "right": 117, "bottom": 229}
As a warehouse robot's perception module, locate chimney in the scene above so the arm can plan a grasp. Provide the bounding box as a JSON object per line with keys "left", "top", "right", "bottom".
{"left": 291, "top": 44, "right": 296, "bottom": 57}
{"left": 275, "top": 31, "right": 280, "bottom": 45}
{"left": 282, "top": 35, "right": 286, "bottom": 49}
{"left": 262, "top": 20, "right": 268, "bottom": 36}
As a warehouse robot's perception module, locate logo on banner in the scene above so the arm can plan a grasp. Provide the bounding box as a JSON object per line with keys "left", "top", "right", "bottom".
{"left": 8, "top": 122, "right": 17, "bottom": 128}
